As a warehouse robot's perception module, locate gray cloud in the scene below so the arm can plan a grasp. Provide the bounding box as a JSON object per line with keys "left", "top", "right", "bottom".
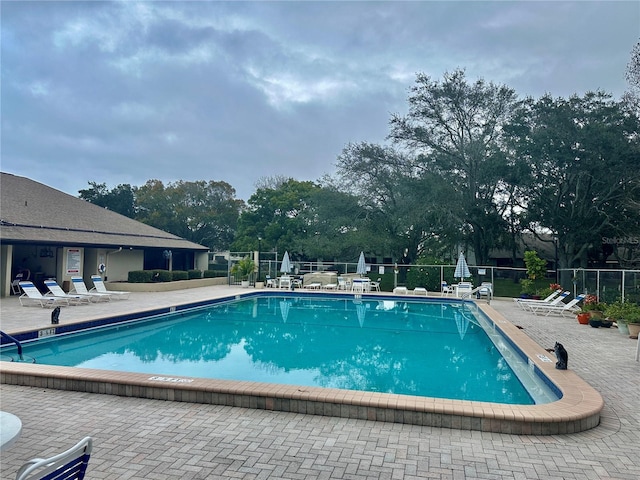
{"left": 2, "top": 1, "right": 638, "bottom": 200}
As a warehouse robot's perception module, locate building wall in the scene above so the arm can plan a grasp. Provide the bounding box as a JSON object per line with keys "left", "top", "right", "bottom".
{"left": 195, "top": 251, "right": 209, "bottom": 273}
{"left": 103, "top": 248, "right": 144, "bottom": 282}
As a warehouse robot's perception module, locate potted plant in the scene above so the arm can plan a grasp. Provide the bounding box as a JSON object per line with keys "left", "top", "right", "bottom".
{"left": 231, "top": 256, "right": 256, "bottom": 287}
{"left": 575, "top": 309, "right": 591, "bottom": 325}
{"left": 604, "top": 301, "right": 640, "bottom": 335}
{"left": 623, "top": 302, "right": 640, "bottom": 337}
{"left": 519, "top": 279, "right": 536, "bottom": 298}
{"left": 582, "top": 294, "right": 607, "bottom": 319}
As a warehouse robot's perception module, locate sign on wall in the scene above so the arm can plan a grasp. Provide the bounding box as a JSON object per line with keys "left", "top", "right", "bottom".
{"left": 66, "top": 248, "right": 81, "bottom": 275}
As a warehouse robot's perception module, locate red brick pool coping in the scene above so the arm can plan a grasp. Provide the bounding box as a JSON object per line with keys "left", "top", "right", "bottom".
{"left": 0, "top": 301, "right": 603, "bottom": 435}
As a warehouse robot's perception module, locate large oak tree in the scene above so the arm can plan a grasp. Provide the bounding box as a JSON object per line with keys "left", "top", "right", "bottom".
{"left": 388, "top": 69, "right": 521, "bottom": 264}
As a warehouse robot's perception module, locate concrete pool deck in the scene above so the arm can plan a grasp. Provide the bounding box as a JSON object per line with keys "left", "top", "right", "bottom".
{"left": 1, "top": 286, "right": 639, "bottom": 478}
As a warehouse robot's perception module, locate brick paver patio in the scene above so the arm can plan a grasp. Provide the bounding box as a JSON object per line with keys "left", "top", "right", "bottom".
{"left": 1, "top": 287, "right": 638, "bottom": 479}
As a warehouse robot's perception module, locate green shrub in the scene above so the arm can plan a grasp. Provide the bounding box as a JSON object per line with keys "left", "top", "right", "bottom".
{"left": 187, "top": 269, "right": 202, "bottom": 279}
{"left": 605, "top": 301, "right": 640, "bottom": 324}
{"left": 171, "top": 270, "right": 189, "bottom": 281}
{"left": 365, "top": 272, "right": 394, "bottom": 291}
{"left": 204, "top": 269, "right": 222, "bottom": 278}
{"left": 150, "top": 270, "right": 172, "bottom": 282}
{"left": 231, "top": 256, "right": 256, "bottom": 280}
{"left": 128, "top": 270, "right": 153, "bottom": 283}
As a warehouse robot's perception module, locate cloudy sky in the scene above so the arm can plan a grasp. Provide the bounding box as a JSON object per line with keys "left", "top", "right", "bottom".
{"left": 2, "top": 1, "right": 638, "bottom": 201}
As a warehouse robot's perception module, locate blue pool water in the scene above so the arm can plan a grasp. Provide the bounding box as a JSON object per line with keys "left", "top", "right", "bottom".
{"left": 2, "top": 295, "right": 556, "bottom": 404}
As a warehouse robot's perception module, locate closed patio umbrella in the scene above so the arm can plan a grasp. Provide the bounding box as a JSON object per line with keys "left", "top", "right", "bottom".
{"left": 356, "top": 251, "right": 367, "bottom": 276}
{"left": 454, "top": 252, "right": 471, "bottom": 280}
{"left": 280, "top": 251, "right": 292, "bottom": 274}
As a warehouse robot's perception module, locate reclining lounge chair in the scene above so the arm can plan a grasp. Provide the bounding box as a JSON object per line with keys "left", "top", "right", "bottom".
{"left": 44, "top": 280, "right": 91, "bottom": 305}
{"left": 70, "top": 276, "right": 112, "bottom": 302}
{"left": 90, "top": 275, "right": 130, "bottom": 299}
{"left": 18, "top": 281, "right": 68, "bottom": 308}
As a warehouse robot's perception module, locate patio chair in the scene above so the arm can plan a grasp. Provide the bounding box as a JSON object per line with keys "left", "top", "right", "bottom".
{"left": 517, "top": 291, "right": 570, "bottom": 311}
{"left": 476, "top": 282, "right": 493, "bottom": 299}
{"left": 265, "top": 275, "right": 276, "bottom": 288}
{"left": 529, "top": 294, "right": 586, "bottom": 317}
{"left": 90, "top": 275, "right": 130, "bottom": 299}
{"left": 441, "top": 282, "right": 454, "bottom": 297}
{"left": 18, "top": 281, "right": 68, "bottom": 308}
{"left": 513, "top": 289, "right": 564, "bottom": 309}
{"left": 70, "top": 276, "right": 112, "bottom": 302}
{"left": 337, "top": 277, "right": 347, "bottom": 290}
{"left": 16, "top": 436, "right": 93, "bottom": 480}
{"left": 44, "top": 280, "right": 91, "bottom": 305}
{"left": 369, "top": 278, "right": 381, "bottom": 292}
{"left": 11, "top": 272, "right": 29, "bottom": 295}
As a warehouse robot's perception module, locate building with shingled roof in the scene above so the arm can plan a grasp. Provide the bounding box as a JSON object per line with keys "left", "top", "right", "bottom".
{"left": 0, "top": 172, "right": 209, "bottom": 297}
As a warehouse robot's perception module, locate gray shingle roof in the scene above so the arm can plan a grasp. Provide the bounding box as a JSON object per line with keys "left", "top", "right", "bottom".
{"left": 0, "top": 172, "right": 208, "bottom": 251}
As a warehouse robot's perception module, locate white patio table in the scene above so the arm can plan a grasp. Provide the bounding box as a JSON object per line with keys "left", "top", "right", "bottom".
{"left": 1, "top": 411, "right": 22, "bottom": 451}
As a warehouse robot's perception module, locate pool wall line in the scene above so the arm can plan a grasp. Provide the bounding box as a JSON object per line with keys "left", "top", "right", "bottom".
{"left": 0, "top": 299, "right": 603, "bottom": 435}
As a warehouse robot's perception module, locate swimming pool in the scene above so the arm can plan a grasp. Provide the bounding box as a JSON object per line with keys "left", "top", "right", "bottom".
{"left": 0, "top": 290, "right": 603, "bottom": 434}
{"left": 1, "top": 295, "right": 555, "bottom": 405}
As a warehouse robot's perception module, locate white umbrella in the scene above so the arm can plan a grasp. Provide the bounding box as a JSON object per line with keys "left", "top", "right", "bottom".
{"left": 280, "top": 251, "right": 292, "bottom": 273}
{"left": 454, "top": 252, "right": 471, "bottom": 280}
{"left": 356, "top": 251, "right": 367, "bottom": 275}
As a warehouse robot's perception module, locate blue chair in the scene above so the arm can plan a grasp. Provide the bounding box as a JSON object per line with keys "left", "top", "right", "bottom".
{"left": 16, "top": 436, "right": 93, "bottom": 480}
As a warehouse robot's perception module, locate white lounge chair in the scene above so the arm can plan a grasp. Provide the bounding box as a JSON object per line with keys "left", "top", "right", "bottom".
{"left": 18, "top": 281, "right": 68, "bottom": 308}
{"left": 70, "top": 276, "right": 112, "bottom": 302}
{"left": 369, "top": 278, "right": 381, "bottom": 292}
{"left": 337, "top": 277, "right": 348, "bottom": 290}
{"left": 16, "top": 436, "right": 93, "bottom": 480}
{"left": 90, "top": 275, "right": 130, "bottom": 299}
{"left": 44, "top": 280, "right": 91, "bottom": 305}
{"left": 517, "top": 291, "right": 570, "bottom": 311}
{"left": 529, "top": 294, "right": 586, "bottom": 317}
{"left": 513, "top": 289, "right": 563, "bottom": 308}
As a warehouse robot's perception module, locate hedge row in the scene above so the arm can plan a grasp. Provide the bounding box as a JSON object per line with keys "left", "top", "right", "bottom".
{"left": 127, "top": 269, "right": 225, "bottom": 283}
